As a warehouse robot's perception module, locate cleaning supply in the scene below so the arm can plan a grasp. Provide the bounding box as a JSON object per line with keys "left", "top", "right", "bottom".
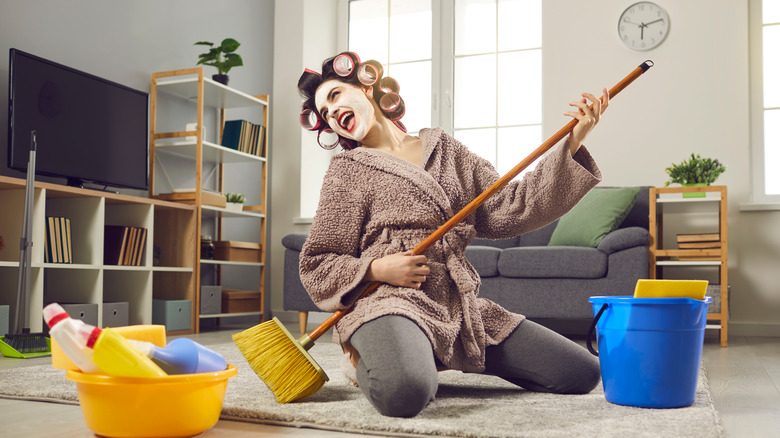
{"left": 233, "top": 60, "right": 656, "bottom": 404}
{"left": 126, "top": 338, "right": 227, "bottom": 374}
{"left": 587, "top": 295, "right": 711, "bottom": 408}
{"left": 633, "top": 279, "right": 708, "bottom": 300}
{"left": 51, "top": 324, "right": 167, "bottom": 371}
{"left": 42, "top": 303, "right": 100, "bottom": 373}
{"left": 3, "top": 131, "right": 49, "bottom": 357}
{"left": 77, "top": 326, "right": 166, "bottom": 378}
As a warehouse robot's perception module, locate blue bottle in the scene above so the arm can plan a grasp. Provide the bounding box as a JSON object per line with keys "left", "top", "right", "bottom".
{"left": 127, "top": 338, "right": 227, "bottom": 374}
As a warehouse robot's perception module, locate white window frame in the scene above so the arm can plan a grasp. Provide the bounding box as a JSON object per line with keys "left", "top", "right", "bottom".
{"left": 337, "top": 0, "right": 540, "bottom": 148}
{"left": 748, "top": 0, "right": 780, "bottom": 208}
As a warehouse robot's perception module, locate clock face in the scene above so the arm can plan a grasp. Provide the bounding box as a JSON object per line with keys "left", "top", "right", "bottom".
{"left": 618, "top": 2, "right": 669, "bottom": 51}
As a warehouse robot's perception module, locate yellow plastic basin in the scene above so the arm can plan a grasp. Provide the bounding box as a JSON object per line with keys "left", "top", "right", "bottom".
{"left": 633, "top": 279, "right": 708, "bottom": 300}
{"left": 66, "top": 364, "right": 237, "bottom": 438}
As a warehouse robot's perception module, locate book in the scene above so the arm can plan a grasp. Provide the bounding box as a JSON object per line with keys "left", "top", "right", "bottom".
{"left": 53, "top": 217, "right": 63, "bottom": 263}
{"left": 104, "top": 225, "right": 129, "bottom": 265}
{"left": 222, "top": 119, "right": 265, "bottom": 157}
{"left": 677, "top": 255, "right": 722, "bottom": 261}
{"left": 124, "top": 227, "right": 137, "bottom": 266}
{"left": 676, "top": 233, "right": 720, "bottom": 243}
{"left": 678, "top": 241, "right": 722, "bottom": 249}
{"left": 46, "top": 217, "right": 57, "bottom": 263}
{"left": 134, "top": 227, "right": 147, "bottom": 266}
{"left": 61, "top": 217, "right": 72, "bottom": 263}
{"left": 221, "top": 120, "right": 243, "bottom": 150}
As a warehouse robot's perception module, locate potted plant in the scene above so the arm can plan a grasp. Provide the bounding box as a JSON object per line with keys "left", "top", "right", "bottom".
{"left": 224, "top": 192, "right": 246, "bottom": 211}
{"left": 665, "top": 153, "right": 726, "bottom": 198}
{"left": 194, "top": 38, "right": 243, "bottom": 86}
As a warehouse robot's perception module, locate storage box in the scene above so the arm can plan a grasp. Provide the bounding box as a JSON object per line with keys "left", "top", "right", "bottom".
{"left": 152, "top": 299, "right": 191, "bottom": 331}
{"left": 62, "top": 303, "right": 99, "bottom": 327}
{"left": 102, "top": 302, "right": 129, "bottom": 327}
{"left": 200, "top": 286, "right": 222, "bottom": 314}
{"left": 213, "top": 241, "right": 262, "bottom": 263}
{"left": 221, "top": 289, "right": 261, "bottom": 313}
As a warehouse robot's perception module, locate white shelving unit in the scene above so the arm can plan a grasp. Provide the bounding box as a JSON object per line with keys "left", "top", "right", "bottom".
{"left": 0, "top": 176, "right": 196, "bottom": 332}
{"left": 150, "top": 68, "right": 268, "bottom": 331}
{"left": 649, "top": 185, "right": 728, "bottom": 346}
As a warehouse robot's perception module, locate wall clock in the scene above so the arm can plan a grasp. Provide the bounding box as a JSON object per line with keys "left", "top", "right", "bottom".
{"left": 618, "top": 2, "right": 669, "bottom": 51}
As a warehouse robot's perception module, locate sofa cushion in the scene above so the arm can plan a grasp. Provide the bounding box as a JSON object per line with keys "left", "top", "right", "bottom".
{"left": 464, "top": 246, "right": 502, "bottom": 277}
{"left": 548, "top": 187, "right": 640, "bottom": 247}
{"left": 497, "top": 246, "right": 608, "bottom": 279}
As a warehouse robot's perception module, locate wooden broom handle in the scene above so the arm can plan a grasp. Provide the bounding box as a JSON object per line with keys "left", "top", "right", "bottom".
{"left": 307, "top": 60, "right": 654, "bottom": 342}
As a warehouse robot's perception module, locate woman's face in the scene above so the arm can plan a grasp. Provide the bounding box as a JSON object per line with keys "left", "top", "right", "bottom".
{"left": 315, "top": 79, "right": 375, "bottom": 142}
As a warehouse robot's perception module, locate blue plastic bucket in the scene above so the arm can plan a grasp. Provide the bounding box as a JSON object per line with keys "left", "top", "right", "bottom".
{"left": 587, "top": 296, "right": 711, "bottom": 408}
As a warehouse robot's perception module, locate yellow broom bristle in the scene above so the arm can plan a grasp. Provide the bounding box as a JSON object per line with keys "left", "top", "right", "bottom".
{"left": 232, "top": 317, "right": 328, "bottom": 404}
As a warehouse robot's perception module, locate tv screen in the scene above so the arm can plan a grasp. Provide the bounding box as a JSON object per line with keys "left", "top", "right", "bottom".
{"left": 7, "top": 48, "right": 148, "bottom": 190}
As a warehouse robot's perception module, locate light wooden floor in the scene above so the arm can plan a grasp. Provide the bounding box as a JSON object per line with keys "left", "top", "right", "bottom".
{"left": 1, "top": 323, "right": 778, "bottom": 437}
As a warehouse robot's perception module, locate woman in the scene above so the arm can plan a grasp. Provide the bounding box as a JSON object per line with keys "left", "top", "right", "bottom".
{"left": 297, "top": 52, "right": 607, "bottom": 418}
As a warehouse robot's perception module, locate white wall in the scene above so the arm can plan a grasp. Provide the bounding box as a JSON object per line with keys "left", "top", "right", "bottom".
{"left": 271, "top": 0, "right": 780, "bottom": 336}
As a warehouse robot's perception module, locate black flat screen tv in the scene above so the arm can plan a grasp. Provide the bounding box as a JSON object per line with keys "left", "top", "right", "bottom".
{"left": 7, "top": 48, "right": 148, "bottom": 190}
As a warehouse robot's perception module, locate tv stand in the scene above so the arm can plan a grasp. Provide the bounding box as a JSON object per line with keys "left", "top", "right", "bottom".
{"left": 0, "top": 175, "right": 197, "bottom": 334}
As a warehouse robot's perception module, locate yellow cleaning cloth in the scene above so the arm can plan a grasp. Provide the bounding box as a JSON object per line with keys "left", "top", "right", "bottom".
{"left": 633, "top": 279, "right": 708, "bottom": 300}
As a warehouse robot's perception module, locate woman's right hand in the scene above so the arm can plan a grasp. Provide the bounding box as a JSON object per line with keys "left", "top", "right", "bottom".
{"left": 365, "top": 250, "right": 429, "bottom": 289}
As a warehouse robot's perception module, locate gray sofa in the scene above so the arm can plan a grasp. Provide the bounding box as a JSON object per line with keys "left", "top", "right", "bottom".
{"left": 283, "top": 187, "right": 650, "bottom": 335}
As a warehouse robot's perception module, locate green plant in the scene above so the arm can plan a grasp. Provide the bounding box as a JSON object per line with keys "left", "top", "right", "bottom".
{"left": 195, "top": 38, "right": 243, "bottom": 75}
{"left": 664, "top": 153, "right": 726, "bottom": 186}
{"left": 224, "top": 192, "right": 246, "bottom": 204}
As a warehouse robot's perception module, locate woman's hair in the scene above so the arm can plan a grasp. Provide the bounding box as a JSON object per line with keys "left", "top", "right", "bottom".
{"left": 298, "top": 51, "right": 406, "bottom": 150}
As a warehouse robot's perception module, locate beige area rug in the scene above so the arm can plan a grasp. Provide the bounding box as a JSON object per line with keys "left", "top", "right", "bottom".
{"left": 0, "top": 341, "right": 724, "bottom": 438}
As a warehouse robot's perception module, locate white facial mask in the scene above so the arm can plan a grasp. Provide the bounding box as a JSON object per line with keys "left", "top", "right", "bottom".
{"left": 315, "top": 80, "right": 374, "bottom": 142}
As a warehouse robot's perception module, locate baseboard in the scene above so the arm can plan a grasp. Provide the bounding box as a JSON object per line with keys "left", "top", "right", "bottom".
{"left": 729, "top": 321, "right": 780, "bottom": 337}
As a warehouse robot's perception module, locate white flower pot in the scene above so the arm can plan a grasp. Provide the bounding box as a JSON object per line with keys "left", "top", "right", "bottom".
{"left": 225, "top": 202, "right": 244, "bottom": 212}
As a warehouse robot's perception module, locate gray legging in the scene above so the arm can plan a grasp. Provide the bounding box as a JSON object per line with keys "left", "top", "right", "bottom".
{"left": 349, "top": 315, "right": 601, "bottom": 418}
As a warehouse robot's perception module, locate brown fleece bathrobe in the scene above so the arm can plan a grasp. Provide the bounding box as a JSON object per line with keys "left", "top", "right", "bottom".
{"left": 300, "top": 127, "right": 602, "bottom": 373}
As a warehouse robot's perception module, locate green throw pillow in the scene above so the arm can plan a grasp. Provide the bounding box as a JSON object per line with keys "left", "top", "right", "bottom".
{"left": 547, "top": 187, "right": 640, "bottom": 247}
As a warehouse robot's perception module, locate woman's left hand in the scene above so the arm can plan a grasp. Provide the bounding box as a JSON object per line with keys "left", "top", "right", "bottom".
{"left": 564, "top": 87, "right": 609, "bottom": 155}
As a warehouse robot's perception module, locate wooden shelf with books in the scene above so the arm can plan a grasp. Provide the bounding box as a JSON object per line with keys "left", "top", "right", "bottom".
{"left": 0, "top": 175, "right": 196, "bottom": 334}
{"left": 649, "top": 185, "right": 728, "bottom": 346}
{"left": 149, "top": 68, "right": 268, "bottom": 332}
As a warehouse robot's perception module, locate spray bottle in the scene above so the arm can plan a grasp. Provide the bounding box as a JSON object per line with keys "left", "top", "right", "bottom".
{"left": 77, "top": 326, "right": 166, "bottom": 377}
{"left": 126, "top": 338, "right": 227, "bottom": 374}
{"left": 42, "top": 303, "right": 100, "bottom": 373}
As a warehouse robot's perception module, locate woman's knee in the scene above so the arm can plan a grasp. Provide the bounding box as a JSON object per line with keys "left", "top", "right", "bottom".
{"left": 360, "top": 362, "right": 438, "bottom": 417}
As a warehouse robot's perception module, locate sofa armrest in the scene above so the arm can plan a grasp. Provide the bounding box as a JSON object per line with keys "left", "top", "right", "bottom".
{"left": 597, "top": 227, "right": 649, "bottom": 255}
{"left": 282, "top": 232, "right": 308, "bottom": 252}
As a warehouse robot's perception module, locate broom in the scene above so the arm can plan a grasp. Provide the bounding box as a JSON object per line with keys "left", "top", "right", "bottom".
{"left": 2, "top": 131, "right": 50, "bottom": 357}
{"left": 233, "top": 60, "right": 655, "bottom": 404}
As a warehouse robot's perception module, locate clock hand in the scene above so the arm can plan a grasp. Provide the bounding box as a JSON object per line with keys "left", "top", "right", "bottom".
{"left": 645, "top": 18, "right": 664, "bottom": 26}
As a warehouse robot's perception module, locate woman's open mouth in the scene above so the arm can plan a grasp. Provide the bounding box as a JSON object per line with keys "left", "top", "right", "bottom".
{"left": 338, "top": 111, "right": 355, "bottom": 133}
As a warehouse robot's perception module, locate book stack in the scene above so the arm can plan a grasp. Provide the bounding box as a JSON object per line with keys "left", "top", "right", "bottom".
{"left": 676, "top": 233, "right": 721, "bottom": 260}
{"left": 44, "top": 217, "right": 72, "bottom": 263}
{"left": 221, "top": 120, "right": 266, "bottom": 157}
{"left": 104, "top": 225, "right": 147, "bottom": 266}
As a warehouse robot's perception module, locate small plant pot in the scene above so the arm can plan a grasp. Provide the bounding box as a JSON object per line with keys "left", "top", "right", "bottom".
{"left": 225, "top": 202, "right": 243, "bottom": 212}
{"left": 682, "top": 183, "right": 707, "bottom": 198}
{"left": 212, "top": 74, "right": 229, "bottom": 86}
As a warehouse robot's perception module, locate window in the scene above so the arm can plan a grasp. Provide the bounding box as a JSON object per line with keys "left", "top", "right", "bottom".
{"left": 451, "top": 0, "right": 542, "bottom": 176}
{"left": 298, "top": 0, "right": 542, "bottom": 220}
{"left": 750, "top": 0, "right": 780, "bottom": 204}
{"left": 345, "top": 0, "right": 542, "bottom": 175}
{"left": 348, "top": 0, "right": 433, "bottom": 133}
